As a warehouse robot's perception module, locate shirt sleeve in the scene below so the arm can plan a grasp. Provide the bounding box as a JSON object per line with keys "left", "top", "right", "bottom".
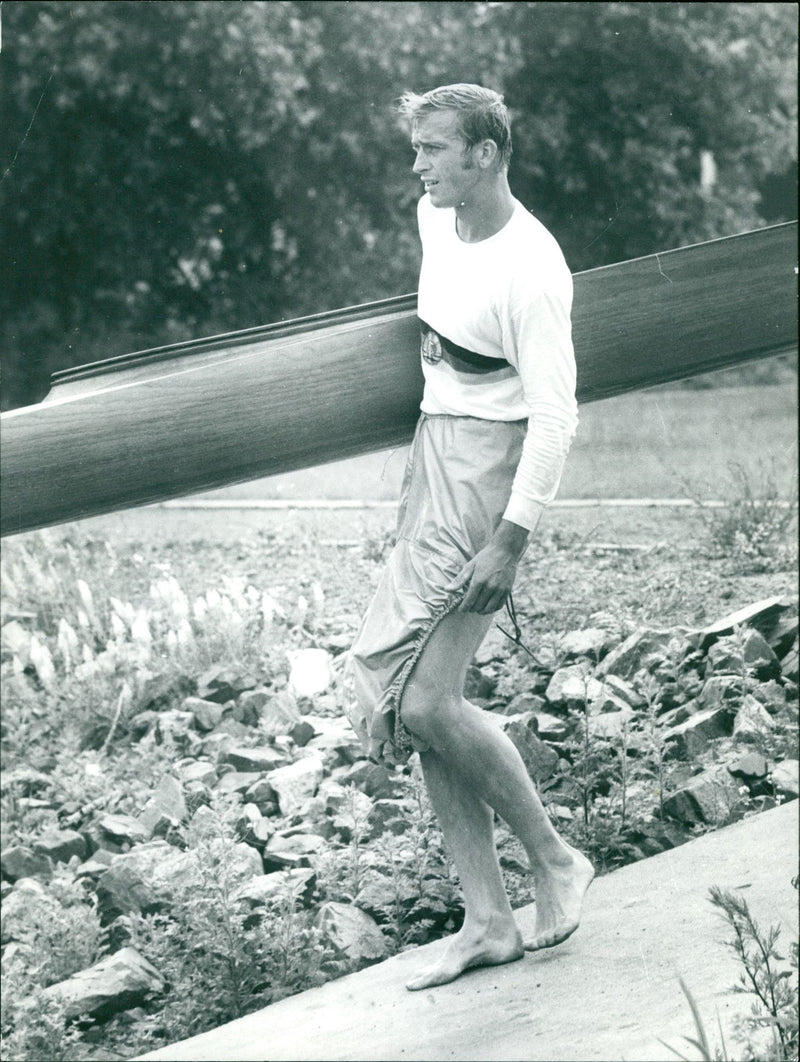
{"left": 502, "top": 280, "right": 579, "bottom": 530}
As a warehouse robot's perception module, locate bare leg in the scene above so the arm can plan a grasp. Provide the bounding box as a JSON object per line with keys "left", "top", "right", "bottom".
{"left": 405, "top": 750, "right": 523, "bottom": 990}
{"left": 401, "top": 611, "right": 594, "bottom": 981}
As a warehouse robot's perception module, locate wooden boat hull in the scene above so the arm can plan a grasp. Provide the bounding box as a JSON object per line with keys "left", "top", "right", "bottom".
{"left": 1, "top": 222, "right": 796, "bottom": 537}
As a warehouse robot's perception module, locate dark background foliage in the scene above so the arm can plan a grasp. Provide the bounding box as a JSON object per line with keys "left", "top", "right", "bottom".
{"left": 1, "top": 1, "right": 796, "bottom": 410}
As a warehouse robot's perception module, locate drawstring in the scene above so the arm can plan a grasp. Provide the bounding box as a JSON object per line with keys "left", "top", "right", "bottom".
{"left": 496, "top": 593, "right": 540, "bottom": 663}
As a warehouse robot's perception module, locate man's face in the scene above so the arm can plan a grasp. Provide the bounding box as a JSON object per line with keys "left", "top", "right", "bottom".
{"left": 410, "top": 110, "right": 481, "bottom": 209}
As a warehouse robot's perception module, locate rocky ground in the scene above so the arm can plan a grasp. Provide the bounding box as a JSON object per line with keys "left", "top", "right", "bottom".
{"left": 0, "top": 505, "right": 797, "bottom": 1059}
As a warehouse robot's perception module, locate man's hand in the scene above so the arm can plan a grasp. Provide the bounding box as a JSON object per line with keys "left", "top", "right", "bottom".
{"left": 447, "top": 519, "right": 532, "bottom": 614}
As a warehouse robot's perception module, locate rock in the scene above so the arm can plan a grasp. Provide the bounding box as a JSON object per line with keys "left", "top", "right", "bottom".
{"left": 184, "top": 696, "right": 224, "bottom": 732}
{"left": 752, "top": 680, "right": 787, "bottom": 712}
{"left": 42, "top": 946, "right": 164, "bottom": 1021}
{"left": 559, "top": 628, "right": 614, "bottom": 661}
{"left": 319, "top": 783, "right": 375, "bottom": 841}
{"left": 732, "top": 695, "right": 775, "bottom": 741}
{"left": 698, "top": 596, "right": 793, "bottom": 650}
{"left": 663, "top": 769, "right": 742, "bottom": 826}
{"left": 243, "top": 778, "right": 280, "bottom": 816}
{"left": 75, "top": 849, "right": 117, "bottom": 881}
{"left": 139, "top": 775, "right": 188, "bottom": 838}
{"left": 664, "top": 705, "right": 736, "bottom": 760}
{"left": 155, "top": 710, "right": 196, "bottom": 747}
{"left": 287, "top": 649, "right": 334, "bottom": 698}
{"left": 92, "top": 813, "right": 149, "bottom": 849}
{"left": 463, "top": 665, "right": 497, "bottom": 703}
{"left": 495, "top": 693, "right": 547, "bottom": 717}
{"left": 696, "top": 675, "right": 744, "bottom": 712}
{"left": 1, "top": 878, "right": 60, "bottom": 944}
{"left": 214, "top": 771, "right": 264, "bottom": 795}
{"left": 728, "top": 752, "right": 769, "bottom": 781}
{"left": 771, "top": 759, "right": 799, "bottom": 799}
{"left": 32, "top": 829, "right": 87, "bottom": 865}
{"left": 267, "top": 756, "right": 325, "bottom": 817}
{"left": 533, "top": 712, "right": 571, "bottom": 742}
{"left": 595, "top": 628, "right": 682, "bottom": 680}
{"left": 175, "top": 759, "right": 218, "bottom": 787}
{"left": 305, "top": 717, "right": 363, "bottom": 765}
{"left": 765, "top": 614, "right": 800, "bottom": 658}
{"left": 234, "top": 688, "right": 272, "bottom": 727}
{"left": 128, "top": 710, "right": 160, "bottom": 739}
{"left": 236, "top": 804, "right": 274, "bottom": 849}
{"left": 219, "top": 746, "right": 286, "bottom": 773}
{"left": 1, "top": 844, "right": 54, "bottom": 882}
{"left": 0, "top": 766, "right": 54, "bottom": 796}
{"left": 290, "top": 719, "right": 317, "bottom": 747}
{"left": 706, "top": 630, "right": 781, "bottom": 681}
{"left": 545, "top": 665, "right": 604, "bottom": 711}
{"left": 337, "top": 760, "right": 405, "bottom": 800}
{"left": 264, "top": 831, "right": 327, "bottom": 871}
{"left": 588, "top": 706, "right": 636, "bottom": 742}
{"left": 197, "top": 665, "right": 258, "bottom": 704}
{"left": 136, "top": 673, "right": 195, "bottom": 713}
{"left": 259, "top": 691, "right": 302, "bottom": 736}
{"left": 97, "top": 840, "right": 262, "bottom": 918}
{"left": 232, "top": 868, "right": 316, "bottom": 908}
{"left": 495, "top": 713, "right": 560, "bottom": 784}
{"left": 316, "top": 901, "right": 388, "bottom": 965}
{"left": 780, "top": 638, "right": 799, "bottom": 684}
{"left": 597, "top": 675, "right": 646, "bottom": 709}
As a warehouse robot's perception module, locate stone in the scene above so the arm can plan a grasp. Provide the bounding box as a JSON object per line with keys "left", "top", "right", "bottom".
{"left": 706, "top": 630, "right": 781, "bottom": 681}
{"left": 136, "top": 673, "right": 195, "bottom": 713}
{"left": 732, "top": 695, "right": 776, "bottom": 741}
{"left": 664, "top": 706, "right": 735, "bottom": 760}
{"left": 663, "top": 769, "right": 742, "bottom": 826}
{"left": 1, "top": 878, "right": 60, "bottom": 944}
{"left": 287, "top": 649, "right": 334, "bottom": 698}
{"left": 214, "top": 771, "right": 264, "bottom": 795}
{"left": 219, "top": 746, "right": 286, "bottom": 774}
{"left": 266, "top": 756, "right": 325, "bottom": 817}
{"left": 533, "top": 712, "right": 571, "bottom": 742}
{"left": 232, "top": 868, "right": 316, "bottom": 908}
{"left": 237, "top": 804, "right": 274, "bottom": 848}
{"left": 42, "top": 946, "right": 164, "bottom": 1021}
{"left": 696, "top": 675, "right": 745, "bottom": 712}
{"left": 699, "top": 596, "right": 793, "bottom": 650}
{"left": 559, "top": 627, "right": 614, "bottom": 661}
{"left": 495, "top": 713, "right": 560, "bottom": 784}
{"left": 473, "top": 624, "right": 513, "bottom": 666}
{"left": 780, "top": 639, "right": 799, "bottom": 684}
{"left": 155, "top": 710, "right": 196, "bottom": 747}
{"left": 197, "top": 665, "right": 258, "bottom": 704}
{"left": 264, "top": 831, "right": 327, "bottom": 871}
{"left": 588, "top": 706, "right": 636, "bottom": 741}
{"left": 752, "top": 680, "right": 787, "bottom": 711}
{"left": 595, "top": 628, "right": 680, "bottom": 680}
{"left": 494, "top": 693, "right": 547, "bottom": 717}
{"left": 305, "top": 718, "right": 363, "bottom": 765}
{"left": 184, "top": 696, "right": 224, "bottom": 732}
{"left": 259, "top": 691, "right": 302, "bottom": 736}
{"left": 463, "top": 665, "right": 497, "bottom": 703}
{"left": 316, "top": 901, "right": 388, "bottom": 965}
{"left": 93, "top": 813, "right": 149, "bottom": 849}
{"left": 243, "top": 777, "right": 280, "bottom": 816}
{"left": 75, "top": 849, "right": 116, "bottom": 880}
{"left": 0, "top": 766, "right": 53, "bottom": 796}
{"left": 771, "top": 759, "right": 799, "bottom": 799}
{"left": 175, "top": 759, "right": 218, "bottom": 787}
{"left": 728, "top": 752, "right": 769, "bottom": 781}
{"left": 0, "top": 844, "right": 54, "bottom": 882}
{"left": 234, "top": 688, "right": 272, "bottom": 727}
{"left": 289, "top": 719, "right": 316, "bottom": 747}
{"left": 97, "top": 840, "right": 262, "bottom": 918}
{"left": 138, "top": 775, "right": 188, "bottom": 838}
{"left": 545, "top": 665, "right": 604, "bottom": 711}
{"left": 766, "top": 614, "right": 800, "bottom": 658}
{"left": 337, "top": 760, "right": 405, "bottom": 800}
{"left": 128, "top": 710, "right": 160, "bottom": 739}
{"left": 32, "top": 829, "right": 87, "bottom": 865}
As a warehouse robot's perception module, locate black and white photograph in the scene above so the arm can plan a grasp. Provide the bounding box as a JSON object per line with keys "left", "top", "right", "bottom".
{"left": 1, "top": 3, "right": 797, "bottom": 1060}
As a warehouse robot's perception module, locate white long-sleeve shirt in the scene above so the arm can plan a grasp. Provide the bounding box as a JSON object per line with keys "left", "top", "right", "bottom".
{"left": 416, "top": 193, "right": 578, "bottom": 530}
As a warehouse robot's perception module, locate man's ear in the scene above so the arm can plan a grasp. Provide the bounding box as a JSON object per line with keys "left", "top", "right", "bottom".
{"left": 476, "top": 139, "right": 500, "bottom": 169}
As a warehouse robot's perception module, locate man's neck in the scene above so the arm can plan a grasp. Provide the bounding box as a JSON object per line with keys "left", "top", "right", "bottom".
{"left": 455, "top": 178, "right": 515, "bottom": 244}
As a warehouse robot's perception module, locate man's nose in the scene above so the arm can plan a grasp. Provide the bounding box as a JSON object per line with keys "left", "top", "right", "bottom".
{"left": 412, "top": 150, "right": 427, "bottom": 174}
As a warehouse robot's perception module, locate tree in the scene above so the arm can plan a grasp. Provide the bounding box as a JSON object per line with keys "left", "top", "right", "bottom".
{"left": 1, "top": 1, "right": 796, "bottom": 409}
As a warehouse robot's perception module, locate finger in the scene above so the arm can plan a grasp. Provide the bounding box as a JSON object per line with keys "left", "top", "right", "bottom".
{"left": 445, "top": 563, "right": 473, "bottom": 593}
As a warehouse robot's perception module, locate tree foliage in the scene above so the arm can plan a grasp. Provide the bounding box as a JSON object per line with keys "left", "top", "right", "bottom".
{"left": 1, "top": 1, "right": 796, "bottom": 408}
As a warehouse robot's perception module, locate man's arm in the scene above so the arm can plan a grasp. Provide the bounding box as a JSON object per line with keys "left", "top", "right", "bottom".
{"left": 450, "top": 511, "right": 541, "bottom": 614}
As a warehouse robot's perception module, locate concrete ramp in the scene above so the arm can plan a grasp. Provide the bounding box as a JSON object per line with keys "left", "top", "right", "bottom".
{"left": 138, "top": 801, "right": 798, "bottom": 1062}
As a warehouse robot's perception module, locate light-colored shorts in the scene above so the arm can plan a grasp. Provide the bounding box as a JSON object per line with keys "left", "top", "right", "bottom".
{"left": 343, "top": 413, "right": 526, "bottom": 765}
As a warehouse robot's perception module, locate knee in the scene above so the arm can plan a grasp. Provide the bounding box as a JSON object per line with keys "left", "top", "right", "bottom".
{"left": 400, "top": 673, "right": 455, "bottom": 746}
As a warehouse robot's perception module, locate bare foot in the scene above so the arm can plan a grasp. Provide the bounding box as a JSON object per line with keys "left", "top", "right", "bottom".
{"left": 406, "top": 917, "right": 524, "bottom": 991}
{"left": 524, "top": 844, "right": 594, "bottom": 951}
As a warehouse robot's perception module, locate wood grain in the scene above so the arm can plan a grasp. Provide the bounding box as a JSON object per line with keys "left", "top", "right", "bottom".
{"left": 1, "top": 222, "right": 795, "bottom": 536}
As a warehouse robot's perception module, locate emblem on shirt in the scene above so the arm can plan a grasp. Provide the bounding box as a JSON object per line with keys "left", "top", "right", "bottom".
{"left": 421, "top": 329, "right": 443, "bottom": 364}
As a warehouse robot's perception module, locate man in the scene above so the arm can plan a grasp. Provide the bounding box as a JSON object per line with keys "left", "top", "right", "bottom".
{"left": 344, "top": 84, "right": 594, "bottom": 991}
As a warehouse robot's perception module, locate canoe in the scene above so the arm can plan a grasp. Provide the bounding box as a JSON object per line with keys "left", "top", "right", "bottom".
{"left": 1, "top": 221, "right": 796, "bottom": 537}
